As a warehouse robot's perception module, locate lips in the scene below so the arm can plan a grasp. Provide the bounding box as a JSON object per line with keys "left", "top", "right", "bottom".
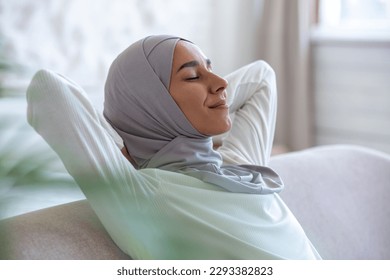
{"left": 209, "top": 100, "right": 228, "bottom": 109}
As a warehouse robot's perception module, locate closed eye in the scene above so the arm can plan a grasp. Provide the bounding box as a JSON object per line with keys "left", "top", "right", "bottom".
{"left": 186, "top": 76, "right": 199, "bottom": 81}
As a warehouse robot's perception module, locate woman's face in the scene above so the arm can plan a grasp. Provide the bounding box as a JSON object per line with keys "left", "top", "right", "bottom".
{"left": 169, "top": 41, "right": 231, "bottom": 136}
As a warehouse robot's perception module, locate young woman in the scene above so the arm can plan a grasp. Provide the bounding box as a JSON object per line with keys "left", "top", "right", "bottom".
{"left": 27, "top": 35, "right": 321, "bottom": 259}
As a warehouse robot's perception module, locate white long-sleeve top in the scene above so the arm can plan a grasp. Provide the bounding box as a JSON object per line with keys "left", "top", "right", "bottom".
{"left": 26, "top": 64, "right": 321, "bottom": 260}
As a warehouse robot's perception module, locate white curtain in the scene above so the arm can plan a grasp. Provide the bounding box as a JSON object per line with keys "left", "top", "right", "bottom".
{"left": 256, "top": 0, "right": 314, "bottom": 151}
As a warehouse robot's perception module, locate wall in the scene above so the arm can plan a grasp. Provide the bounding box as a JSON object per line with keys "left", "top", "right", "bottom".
{"left": 0, "top": 0, "right": 212, "bottom": 96}
{"left": 0, "top": 0, "right": 261, "bottom": 104}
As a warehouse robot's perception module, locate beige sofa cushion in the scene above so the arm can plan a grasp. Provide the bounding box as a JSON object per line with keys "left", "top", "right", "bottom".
{"left": 0, "top": 200, "right": 130, "bottom": 260}
{"left": 272, "top": 145, "right": 390, "bottom": 260}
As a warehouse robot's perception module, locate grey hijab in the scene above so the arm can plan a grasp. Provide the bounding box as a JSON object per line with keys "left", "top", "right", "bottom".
{"left": 104, "top": 35, "right": 284, "bottom": 194}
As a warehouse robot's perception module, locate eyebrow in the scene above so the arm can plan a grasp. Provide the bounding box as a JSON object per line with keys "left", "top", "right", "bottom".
{"left": 177, "top": 58, "right": 212, "bottom": 72}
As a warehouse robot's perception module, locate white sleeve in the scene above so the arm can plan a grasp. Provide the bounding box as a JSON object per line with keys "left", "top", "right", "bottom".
{"left": 27, "top": 70, "right": 130, "bottom": 188}
{"left": 27, "top": 70, "right": 164, "bottom": 258}
{"left": 216, "top": 60, "right": 278, "bottom": 166}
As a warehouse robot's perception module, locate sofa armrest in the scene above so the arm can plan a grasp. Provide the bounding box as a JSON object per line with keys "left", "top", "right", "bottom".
{"left": 270, "top": 145, "right": 390, "bottom": 259}
{"left": 0, "top": 200, "right": 130, "bottom": 260}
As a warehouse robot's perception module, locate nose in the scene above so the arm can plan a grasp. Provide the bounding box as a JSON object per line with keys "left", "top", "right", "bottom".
{"left": 210, "top": 72, "right": 228, "bottom": 94}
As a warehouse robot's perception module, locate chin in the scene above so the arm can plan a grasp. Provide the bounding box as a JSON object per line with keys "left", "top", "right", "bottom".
{"left": 208, "top": 118, "right": 232, "bottom": 136}
{"left": 196, "top": 115, "right": 232, "bottom": 136}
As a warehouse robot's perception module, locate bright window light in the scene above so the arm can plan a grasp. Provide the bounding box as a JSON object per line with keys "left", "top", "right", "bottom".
{"left": 319, "top": 0, "right": 390, "bottom": 30}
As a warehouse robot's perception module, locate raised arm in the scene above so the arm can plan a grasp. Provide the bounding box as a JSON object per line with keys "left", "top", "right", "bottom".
{"left": 26, "top": 70, "right": 139, "bottom": 194}
{"left": 26, "top": 70, "right": 156, "bottom": 258}
{"left": 216, "top": 61, "right": 278, "bottom": 166}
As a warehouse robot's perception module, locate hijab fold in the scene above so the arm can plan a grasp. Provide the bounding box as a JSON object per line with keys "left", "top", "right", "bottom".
{"left": 104, "top": 35, "right": 284, "bottom": 194}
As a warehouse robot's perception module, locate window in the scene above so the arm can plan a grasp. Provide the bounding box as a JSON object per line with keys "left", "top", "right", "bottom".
{"left": 318, "top": 0, "right": 390, "bottom": 30}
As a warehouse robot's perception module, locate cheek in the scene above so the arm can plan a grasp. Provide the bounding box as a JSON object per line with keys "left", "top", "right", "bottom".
{"left": 182, "top": 93, "right": 204, "bottom": 107}
{"left": 171, "top": 85, "right": 207, "bottom": 112}
{"left": 180, "top": 98, "right": 206, "bottom": 127}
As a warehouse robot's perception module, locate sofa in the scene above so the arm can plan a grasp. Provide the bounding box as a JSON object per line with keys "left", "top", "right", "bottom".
{"left": 0, "top": 98, "right": 389, "bottom": 260}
